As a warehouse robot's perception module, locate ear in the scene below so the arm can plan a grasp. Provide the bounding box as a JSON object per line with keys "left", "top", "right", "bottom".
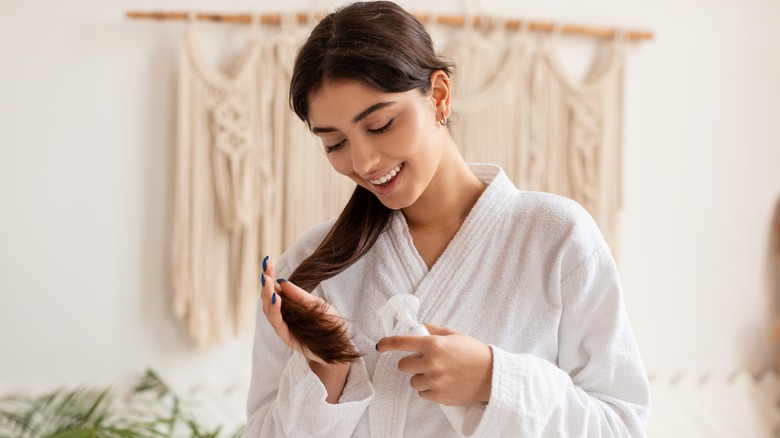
{"left": 429, "top": 70, "right": 451, "bottom": 121}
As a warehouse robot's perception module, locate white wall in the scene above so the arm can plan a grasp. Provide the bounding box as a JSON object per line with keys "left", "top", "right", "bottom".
{"left": 1, "top": 0, "right": 779, "bottom": 407}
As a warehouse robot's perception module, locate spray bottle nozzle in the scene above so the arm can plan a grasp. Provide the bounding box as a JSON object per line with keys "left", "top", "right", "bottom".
{"left": 376, "top": 294, "right": 422, "bottom": 337}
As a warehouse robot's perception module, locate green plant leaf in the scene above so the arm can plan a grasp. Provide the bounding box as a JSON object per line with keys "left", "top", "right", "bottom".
{"left": 1, "top": 368, "right": 246, "bottom": 438}
{"left": 48, "top": 427, "right": 95, "bottom": 438}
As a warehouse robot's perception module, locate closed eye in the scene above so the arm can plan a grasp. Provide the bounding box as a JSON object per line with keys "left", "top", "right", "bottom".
{"left": 325, "top": 140, "right": 346, "bottom": 154}
{"left": 368, "top": 118, "right": 395, "bottom": 135}
{"left": 324, "top": 117, "right": 394, "bottom": 153}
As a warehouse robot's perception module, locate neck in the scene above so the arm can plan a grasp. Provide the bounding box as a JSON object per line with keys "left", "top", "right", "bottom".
{"left": 402, "top": 143, "right": 486, "bottom": 232}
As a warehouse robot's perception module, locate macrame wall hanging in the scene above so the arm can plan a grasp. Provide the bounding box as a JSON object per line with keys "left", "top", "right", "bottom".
{"left": 171, "top": 14, "right": 355, "bottom": 346}
{"left": 131, "top": 10, "right": 651, "bottom": 346}
{"left": 172, "top": 15, "right": 269, "bottom": 346}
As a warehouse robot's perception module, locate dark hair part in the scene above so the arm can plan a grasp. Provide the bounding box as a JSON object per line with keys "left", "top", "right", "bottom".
{"left": 281, "top": 1, "right": 454, "bottom": 364}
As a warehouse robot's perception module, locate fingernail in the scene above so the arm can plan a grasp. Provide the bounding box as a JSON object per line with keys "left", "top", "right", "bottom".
{"left": 272, "top": 292, "right": 277, "bottom": 305}
{"left": 261, "top": 274, "right": 265, "bottom": 287}
{"left": 277, "top": 278, "right": 288, "bottom": 284}
{"left": 262, "top": 256, "right": 269, "bottom": 272}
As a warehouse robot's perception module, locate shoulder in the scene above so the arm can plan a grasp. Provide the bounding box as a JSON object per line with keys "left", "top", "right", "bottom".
{"left": 507, "top": 191, "right": 611, "bottom": 274}
{"left": 514, "top": 192, "right": 597, "bottom": 235}
{"left": 476, "top": 166, "right": 598, "bottom": 246}
{"left": 274, "top": 220, "right": 335, "bottom": 277}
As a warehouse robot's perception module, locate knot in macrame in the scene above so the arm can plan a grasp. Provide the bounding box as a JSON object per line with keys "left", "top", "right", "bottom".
{"left": 212, "top": 95, "right": 251, "bottom": 159}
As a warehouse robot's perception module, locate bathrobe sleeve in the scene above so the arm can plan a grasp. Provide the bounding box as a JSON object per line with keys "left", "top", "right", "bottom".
{"left": 466, "top": 212, "right": 651, "bottom": 437}
{"left": 245, "top": 224, "right": 375, "bottom": 437}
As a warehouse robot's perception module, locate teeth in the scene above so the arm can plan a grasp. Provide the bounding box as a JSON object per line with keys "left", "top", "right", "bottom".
{"left": 369, "top": 163, "right": 403, "bottom": 185}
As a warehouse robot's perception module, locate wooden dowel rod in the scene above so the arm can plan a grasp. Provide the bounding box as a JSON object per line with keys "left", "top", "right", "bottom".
{"left": 126, "top": 11, "right": 653, "bottom": 41}
{"left": 125, "top": 11, "right": 314, "bottom": 25}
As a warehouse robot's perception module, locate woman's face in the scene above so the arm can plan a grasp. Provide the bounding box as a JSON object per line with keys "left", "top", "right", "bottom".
{"left": 306, "top": 79, "right": 448, "bottom": 211}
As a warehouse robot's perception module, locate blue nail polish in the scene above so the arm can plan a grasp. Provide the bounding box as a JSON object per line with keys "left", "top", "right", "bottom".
{"left": 277, "top": 278, "right": 288, "bottom": 283}
{"left": 272, "top": 292, "right": 277, "bottom": 305}
{"left": 262, "top": 256, "right": 269, "bottom": 272}
{"left": 261, "top": 274, "right": 265, "bottom": 287}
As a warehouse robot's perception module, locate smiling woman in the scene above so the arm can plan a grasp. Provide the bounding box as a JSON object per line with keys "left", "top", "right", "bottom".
{"left": 245, "top": 1, "right": 650, "bottom": 437}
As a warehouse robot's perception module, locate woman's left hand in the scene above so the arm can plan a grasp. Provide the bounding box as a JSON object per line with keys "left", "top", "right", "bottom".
{"left": 377, "top": 323, "right": 493, "bottom": 406}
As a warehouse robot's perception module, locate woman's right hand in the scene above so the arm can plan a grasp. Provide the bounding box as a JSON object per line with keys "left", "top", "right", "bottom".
{"left": 260, "top": 257, "right": 345, "bottom": 366}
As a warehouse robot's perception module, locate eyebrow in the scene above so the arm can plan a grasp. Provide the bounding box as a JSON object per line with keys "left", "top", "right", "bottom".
{"left": 310, "top": 101, "right": 396, "bottom": 134}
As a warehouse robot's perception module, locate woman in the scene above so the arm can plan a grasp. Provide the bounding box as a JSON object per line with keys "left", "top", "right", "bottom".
{"left": 246, "top": 2, "right": 650, "bottom": 436}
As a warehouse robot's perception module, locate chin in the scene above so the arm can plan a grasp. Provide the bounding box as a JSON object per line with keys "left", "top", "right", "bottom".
{"left": 354, "top": 179, "right": 420, "bottom": 211}
{"left": 376, "top": 199, "right": 409, "bottom": 211}
{"left": 377, "top": 192, "right": 421, "bottom": 211}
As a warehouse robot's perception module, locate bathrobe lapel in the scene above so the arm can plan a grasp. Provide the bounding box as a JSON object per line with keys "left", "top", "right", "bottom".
{"left": 401, "top": 166, "right": 513, "bottom": 325}
{"left": 367, "top": 216, "right": 422, "bottom": 438}
{"left": 368, "top": 165, "right": 514, "bottom": 437}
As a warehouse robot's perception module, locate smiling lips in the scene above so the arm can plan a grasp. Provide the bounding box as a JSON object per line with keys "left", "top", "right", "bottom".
{"left": 368, "top": 162, "right": 404, "bottom": 185}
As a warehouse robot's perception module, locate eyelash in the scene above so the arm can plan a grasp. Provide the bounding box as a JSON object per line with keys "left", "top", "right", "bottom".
{"left": 368, "top": 118, "right": 395, "bottom": 135}
{"left": 325, "top": 118, "right": 396, "bottom": 154}
{"left": 325, "top": 141, "right": 345, "bottom": 154}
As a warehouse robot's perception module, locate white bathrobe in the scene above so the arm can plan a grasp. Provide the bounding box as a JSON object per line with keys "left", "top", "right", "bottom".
{"left": 246, "top": 164, "right": 650, "bottom": 437}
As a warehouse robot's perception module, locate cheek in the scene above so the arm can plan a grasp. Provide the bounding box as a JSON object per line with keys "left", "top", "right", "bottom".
{"left": 405, "top": 108, "right": 435, "bottom": 153}
{"left": 400, "top": 128, "right": 432, "bottom": 164}
{"left": 327, "top": 153, "right": 355, "bottom": 177}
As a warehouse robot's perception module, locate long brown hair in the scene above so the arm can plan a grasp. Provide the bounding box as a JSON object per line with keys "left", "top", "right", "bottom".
{"left": 282, "top": 1, "right": 454, "bottom": 364}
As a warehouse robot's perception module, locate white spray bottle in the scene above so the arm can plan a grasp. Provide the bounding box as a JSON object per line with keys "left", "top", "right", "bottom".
{"left": 377, "top": 294, "right": 468, "bottom": 437}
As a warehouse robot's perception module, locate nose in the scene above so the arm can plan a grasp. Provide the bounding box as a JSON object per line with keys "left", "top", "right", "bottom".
{"left": 350, "top": 138, "right": 381, "bottom": 177}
